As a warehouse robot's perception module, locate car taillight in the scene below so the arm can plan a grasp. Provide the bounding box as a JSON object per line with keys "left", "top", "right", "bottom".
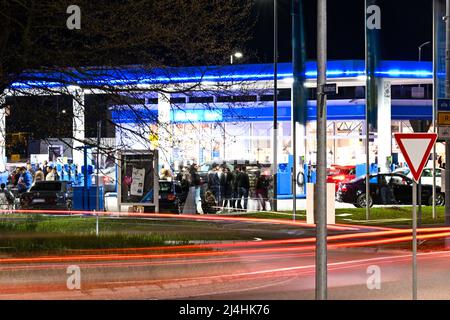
{"left": 333, "top": 175, "right": 346, "bottom": 181}
{"left": 340, "top": 184, "right": 348, "bottom": 192}
{"left": 167, "top": 193, "right": 176, "bottom": 201}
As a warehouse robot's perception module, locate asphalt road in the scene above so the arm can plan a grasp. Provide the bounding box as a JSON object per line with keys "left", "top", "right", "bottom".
{"left": 2, "top": 226, "right": 450, "bottom": 300}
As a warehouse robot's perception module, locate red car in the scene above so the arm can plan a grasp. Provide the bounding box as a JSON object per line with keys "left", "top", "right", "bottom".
{"left": 327, "top": 165, "right": 356, "bottom": 191}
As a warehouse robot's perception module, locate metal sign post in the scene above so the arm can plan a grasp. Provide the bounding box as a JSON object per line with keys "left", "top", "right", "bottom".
{"left": 315, "top": 0, "right": 327, "bottom": 301}
{"left": 412, "top": 180, "right": 417, "bottom": 300}
{"left": 394, "top": 133, "right": 438, "bottom": 301}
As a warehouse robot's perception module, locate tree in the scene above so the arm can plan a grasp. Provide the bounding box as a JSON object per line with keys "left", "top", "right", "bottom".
{"left": 0, "top": 0, "right": 266, "bottom": 168}
{"left": 1, "top": 0, "right": 255, "bottom": 90}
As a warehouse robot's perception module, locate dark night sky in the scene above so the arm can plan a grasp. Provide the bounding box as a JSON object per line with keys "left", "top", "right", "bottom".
{"left": 248, "top": 0, "right": 433, "bottom": 63}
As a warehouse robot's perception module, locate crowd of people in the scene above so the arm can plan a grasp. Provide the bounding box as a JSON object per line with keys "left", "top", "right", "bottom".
{"left": 0, "top": 160, "right": 63, "bottom": 210}
{"left": 6, "top": 160, "right": 61, "bottom": 194}
{"left": 205, "top": 163, "right": 251, "bottom": 213}
{"left": 160, "top": 162, "right": 272, "bottom": 214}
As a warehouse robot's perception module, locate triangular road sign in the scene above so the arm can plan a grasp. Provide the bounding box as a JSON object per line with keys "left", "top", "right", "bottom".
{"left": 394, "top": 133, "right": 438, "bottom": 182}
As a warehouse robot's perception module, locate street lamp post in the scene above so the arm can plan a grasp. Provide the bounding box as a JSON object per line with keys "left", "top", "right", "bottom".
{"left": 418, "top": 41, "right": 431, "bottom": 225}
{"left": 419, "top": 41, "right": 431, "bottom": 63}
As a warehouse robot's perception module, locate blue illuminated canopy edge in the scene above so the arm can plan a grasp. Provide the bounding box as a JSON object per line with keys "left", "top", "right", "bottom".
{"left": 10, "top": 60, "right": 432, "bottom": 89}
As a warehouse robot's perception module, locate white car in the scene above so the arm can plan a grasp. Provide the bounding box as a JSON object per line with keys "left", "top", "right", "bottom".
{"left": 394, "top": 167, "right": 442, "bottom": 187}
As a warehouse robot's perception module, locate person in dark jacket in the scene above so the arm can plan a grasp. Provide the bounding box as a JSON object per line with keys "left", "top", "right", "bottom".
{"left": 256, "top": 173, "right": 270, "bottom": 211}
{"left": 176, "top": 164, "right": 185, "bottom": 182}
{"left": 217, "top": 165, "right": 228, "bottom": 209}
{"left": 12, "top": 168, "right": 21, "bottom": 187}
{"left": 236, "top": 166, "right": 250, "bottom": 210}
{"left": 42, "top": 160, "right": 49, "bottom": 179}
{"left": 222, "top": 167, "right": 235, "bottom": 210}
{"left": 189, "top": 164, "right": 203, "bottom": 214}
{"left": 438, "top": 156, "right": 445, "bottom": 169}
{"left": 208, "top": 163, "right": 222, "bottom": 206}
{"left": 52, "top": 167, "right": 60, "bottom": 181}
{"left": 231, "top": 167, "right": 240, "bottom": 210}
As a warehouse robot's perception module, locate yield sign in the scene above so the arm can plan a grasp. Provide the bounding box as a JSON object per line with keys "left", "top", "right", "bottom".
{"left": 394, "top": 133, "right": 438, "bottom": 182}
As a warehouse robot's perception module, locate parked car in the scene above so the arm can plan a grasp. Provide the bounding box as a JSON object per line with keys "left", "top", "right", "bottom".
{"left": 336, "top": 173, "right": 445, "bottom": 208}
{"left": 327, "top": 165, "right": 356, "bottom": 191}
{"left": 393, "top": 167, "right": 442, "bottom": 187}
{"left": 158, "top": 180, "right": 186, "bottom": 214}
{"left": 19, "top": 181, "right": 73, "bottom": 210}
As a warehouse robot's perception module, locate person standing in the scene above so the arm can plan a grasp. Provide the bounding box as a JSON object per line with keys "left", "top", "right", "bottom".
{"left": 34, "top": 167, "right": 45, "bottom": 183}
{"left": 42, "top": 160, "right": 49, "bottom": 179}
{"left": 222, "top": 167, "right": 235, "bottom": 211}
{"left": 52, "top": 167, "right": 60, "bottom": 181}
{"left": 12, "top": 168, "right": 21, "bottom": 187}
{"left": 45, "top": 166, "right": 55, "bottom": 181}
{"left": 237, "top": 166, "right": 250, "bottom": 211}
{"left": 176, "top": 164, "right": 185, "bottom": 182}
{"left": 189, "top": 164, "right": 203, "bottom": 214}
{"left": 231, "top": 167, "right": 240, "bottom": 210}
{"left": 26, "top": 163, "right": 35, "bottom": 181}
{"left": 438, "top": 155, "right": 445, "bottom": 169}
{"left": 208, "top": 163, "right": 221, "bottom": 208}
{"left": 256, "top": 173, "right": 269, "bottom": 211}
{"left": 217, "top": 165, "right": 226, "bottom": 208}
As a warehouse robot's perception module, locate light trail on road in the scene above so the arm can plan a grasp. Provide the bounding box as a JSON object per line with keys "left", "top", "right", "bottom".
{"left": 1, "top": 228, "right": 450, "bottom": 265}
{"left": 4, "top": 249, "right": 450, "bottom": 299}
{"left": 2, "top": 208, "right": 450, "bottom": 299}
{"left": 66, "top": 226, "right": 450, "bottom": 255}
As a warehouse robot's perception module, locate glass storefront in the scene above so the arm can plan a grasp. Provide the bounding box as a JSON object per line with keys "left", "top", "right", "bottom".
{"left": 162, "top": 119, "right": 443, "bottom": 169}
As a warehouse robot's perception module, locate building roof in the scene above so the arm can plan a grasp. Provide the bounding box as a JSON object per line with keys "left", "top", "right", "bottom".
{"left": 10, "top": 60, "right": 433, "bottom": 90}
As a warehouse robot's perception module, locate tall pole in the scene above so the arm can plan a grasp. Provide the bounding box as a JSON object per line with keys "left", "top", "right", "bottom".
{"left": 412, "top": 181, "right": 418, "bottom": 300}
{"left": 315, "top": 0, "right": 328, "bottom": 300}
{"left": 445, "top": 0, "right": 450, "bottom": 227}
{"left": 418, "top": 45, "right": 423, "bottom": 225}
{"left": 433, "top": 30, "right": 436, "bottom": 220}
{"left": 292, "top": 0, "right": 307, "bottom": 222}
{"left": 418, "top": 41, "right": 431, "bottom": 67}
{"left": 418, "top": 41, "right": 431, "bottom": 225}
{"left": 96, "top": 121, "right": 101, "bottom": 236}
{"left": 433, "top": 0, "right": 439, "bottom": 221}
{"left": 272, "top": 0, "right": 278, "bottom": 212}
{"left": 364, "top": 0, "right": 371, "bottom": 220}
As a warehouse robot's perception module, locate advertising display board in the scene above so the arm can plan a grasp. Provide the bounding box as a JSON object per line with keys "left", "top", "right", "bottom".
{"left": 117, "top": 150, "right": 159, "bottom": 212}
